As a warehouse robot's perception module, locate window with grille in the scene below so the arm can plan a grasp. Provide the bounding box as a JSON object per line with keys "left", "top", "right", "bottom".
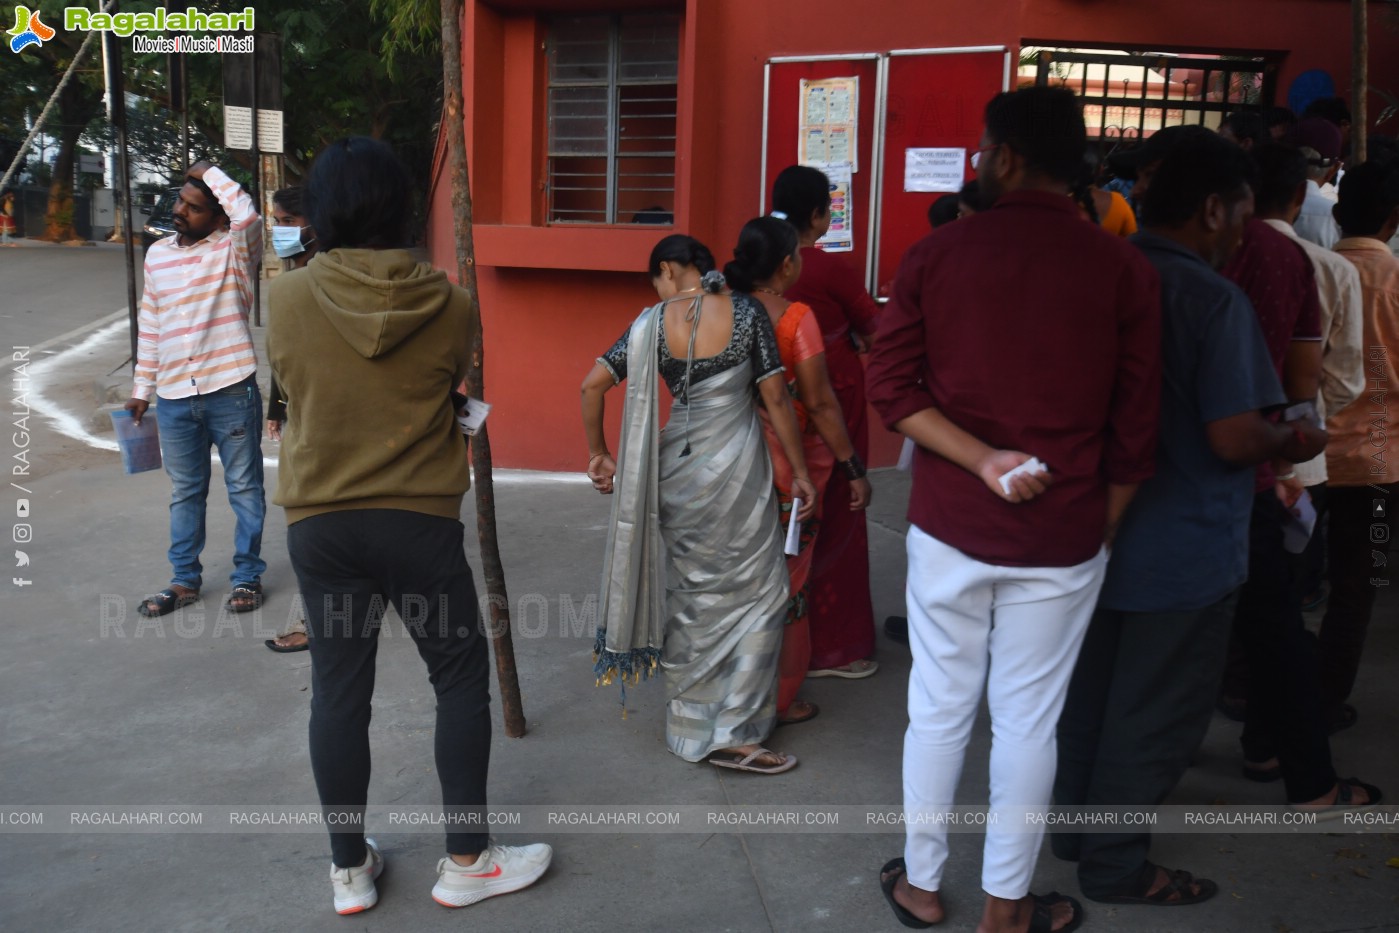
{"left": 1027, "top": 47, "right": 1279, "bottom": 144}
{"left": 546, "top": 13, "right": 679, "bottom": 224}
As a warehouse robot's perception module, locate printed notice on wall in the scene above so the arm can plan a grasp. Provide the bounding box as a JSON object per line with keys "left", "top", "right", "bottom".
{"left": 816, "top": 162, "right": 854, "bottom": 253}
{"left": 903, "top": 148, "right": 966, "bottom": 192}
{"left": 799, "top": 76, "right": 859, "bottom": 172}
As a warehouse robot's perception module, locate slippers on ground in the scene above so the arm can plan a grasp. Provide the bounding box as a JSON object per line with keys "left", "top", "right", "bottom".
{"left": 708, "top": 747, "right": 797, "bottom": 775}
{"left": 1296, "top": 777, "right": 1383, "bottom": 820}
{"left": 1327, "top": 703, "right": 1358, "bottom": 735}
{"left": 1029, "top": 891, "right": 1085, "bottom": 931}
{"left": 264, "top": 634, "right": 309, "bottom": 653}
{"left": 777, "top": 700, "right": 819, "bottom": 726}
{"left": 879, "top": 857, "right": 936, "bottom": 929}
{"left": 809, "top": 659, "right": 878, "bottom": 679}
{"left": 137, "top": 588, "right": 199, "bottom": 618}
{"left": 1091, "top": 866, "right": 1215, "bottom": 906}
{"left": 226, "top": 583, "right": 264, "bottom": 613}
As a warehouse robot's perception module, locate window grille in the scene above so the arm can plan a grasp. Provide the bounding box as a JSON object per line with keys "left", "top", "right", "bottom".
{"left": 1031, "top": 48, "right": 1279, "bottom": 145}
{"left": 546, "top": 13, "right": 679, "bottom": 224}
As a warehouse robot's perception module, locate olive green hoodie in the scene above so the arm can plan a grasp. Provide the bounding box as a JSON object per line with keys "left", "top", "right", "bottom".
{"left": 268, "top": 248, "right": 476, "bottom": 525}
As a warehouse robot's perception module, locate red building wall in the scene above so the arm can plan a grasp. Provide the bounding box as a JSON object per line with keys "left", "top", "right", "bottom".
{"left": 428, "top": 0, "right": 1399, "bottom": 472}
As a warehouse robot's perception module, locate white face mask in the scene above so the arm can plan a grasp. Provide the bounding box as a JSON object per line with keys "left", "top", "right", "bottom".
{"left": 272, "top": 225, "right": 308, "bottom": 258}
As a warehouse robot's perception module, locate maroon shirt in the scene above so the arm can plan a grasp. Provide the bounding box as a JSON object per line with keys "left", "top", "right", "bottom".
{"left": 786, "top": 246, "right": 880, "bottom": 347}
{"left": 866, "top": 190, "right": 1162, "bottom": 567}
{"left": 1222, "top": 218, "right": 1324, "bottom": 492}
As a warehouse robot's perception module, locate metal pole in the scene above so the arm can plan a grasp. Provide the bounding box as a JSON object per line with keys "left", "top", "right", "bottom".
{"left": 1353, "top": 0, "right": 1368, "bottom": 164}
{"left": 104, "top": 12, "right": 140, "bottom": 371}
{"left": 181, "top": 54, "right": 190, "bottom": 170}
{"left": 251, "top": 37, "right": 261, "bottom": 327}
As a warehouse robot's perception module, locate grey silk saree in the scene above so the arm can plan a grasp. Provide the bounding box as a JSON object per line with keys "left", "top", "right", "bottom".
{"left": 596, "top": 297, "right": 788, "bottom": 761}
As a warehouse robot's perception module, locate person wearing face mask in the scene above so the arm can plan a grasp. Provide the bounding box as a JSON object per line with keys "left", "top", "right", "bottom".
{"left": 264, "top": 186, "right": 319, "bottom": 653}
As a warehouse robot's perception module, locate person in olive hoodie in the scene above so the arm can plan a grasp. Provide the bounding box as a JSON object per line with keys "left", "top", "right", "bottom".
{"left": 268, "top": 137, "right": 551, "bottom": 916}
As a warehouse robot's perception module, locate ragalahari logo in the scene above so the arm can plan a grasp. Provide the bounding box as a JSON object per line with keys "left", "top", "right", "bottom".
{"left": 8, "top": 5, "right": 54, "bottom": 53}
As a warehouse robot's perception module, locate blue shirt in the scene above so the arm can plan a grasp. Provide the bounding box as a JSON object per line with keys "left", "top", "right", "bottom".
{"left": 1098, "top": 232, "right": 1286, "bottom": 612}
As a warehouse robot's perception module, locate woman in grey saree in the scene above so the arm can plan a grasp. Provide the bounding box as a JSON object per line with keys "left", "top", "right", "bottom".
{"left": 581, "top": 236, "right": 817, "bottom": 774}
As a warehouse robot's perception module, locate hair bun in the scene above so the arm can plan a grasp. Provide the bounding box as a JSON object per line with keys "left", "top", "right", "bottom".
{"left": 700, "top": 270, "right": 727, "bottom": 294}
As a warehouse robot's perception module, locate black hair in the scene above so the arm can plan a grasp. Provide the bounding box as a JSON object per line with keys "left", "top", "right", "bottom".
{"left": 1250, "top": 144, "right": 1308, "bottom": 216}
{"left": 272, "top": 186, "right": 304, "bottom": 216}
{"left": 647, "top": 234, "right": 716, "bottom": 278}
{"left": 982, "top": 86, "right": 1087, "bottom": 184}
{"left": 1368, "top": 136, "right": 1399, "bottom": 167}
{"left": 1223, "top": 111, "right": 1269, "bottom": 149}
{"left": 724, "top": 216, "right": 799, "bottom": 292}
{"left": 958, "top": 178, "right": 988, "bottom": 213}
{"left": 1139, "top": 132, "right": 1257, "bottom": 228}
{"left": 183, "top": 174, "right": 225, "bottom": 222}
{"left": 1302, "top": 96, "right": 1352, "bottom": 127}
{"left": 1334, "top": 160, "right": 1399, "bottom": 236}
{"left": 305, "top": 136, "right": 413, "bottom": 250}
{"left": 1072, "top": 153, "right": 1101, "bottom": 224}
{"left": 928, "top": 194, "right": 960, "bottom": 229}
{"left": 1265, "top": 106, "right": 1297, "bottom": 131}
{"left": 772, "top": 165, "right": 831, "bottom": 234}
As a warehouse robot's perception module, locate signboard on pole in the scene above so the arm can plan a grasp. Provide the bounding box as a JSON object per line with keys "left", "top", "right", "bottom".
{"left": 222, "top": 35, "right": 283, "bottom": 153}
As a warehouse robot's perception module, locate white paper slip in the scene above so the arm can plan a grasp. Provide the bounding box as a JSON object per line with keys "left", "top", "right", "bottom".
{"left": 455, "top": 398, "right": 492, "bottom": 436}
{"left": 784, "top": 498, "right": 803, "bottom": 556}
{"left": 1282, "top": 400, "right": 1320, "bottom": 426}
{"left": 1282, "top": 489, "right": 1319, "bottom": 554}
{"left": 998, "top": 457, "right": 1047, "bottom": 495}
{"left": 897, "top": 437, "right": 916, "bottom": 472}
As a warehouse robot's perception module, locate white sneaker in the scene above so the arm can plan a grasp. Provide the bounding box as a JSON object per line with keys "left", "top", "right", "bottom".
{"left": 330, "top": 837, "right": 384, "bottom": 915}
{"left": 431, "top": 842, "right": 553, "bottom": 908}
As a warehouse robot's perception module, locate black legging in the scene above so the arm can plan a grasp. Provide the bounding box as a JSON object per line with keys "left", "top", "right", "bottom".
{"left": 289, "top": 509, "right": 492, "bottom": 868}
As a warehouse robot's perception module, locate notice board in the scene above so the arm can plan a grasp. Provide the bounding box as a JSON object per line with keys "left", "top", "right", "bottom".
{"left": 874, "top": 48, "right": 1010, "bottom": 298}
{"left": 761, "top": 55, "right": 881, "bottom": 287}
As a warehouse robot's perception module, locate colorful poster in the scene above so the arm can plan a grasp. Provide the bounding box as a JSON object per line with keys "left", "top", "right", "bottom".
{"left": 816, "top": 162, "right": 854, "bottom": 253}
{"left": 799, "top": 76, "right": 859, "bottom": 172}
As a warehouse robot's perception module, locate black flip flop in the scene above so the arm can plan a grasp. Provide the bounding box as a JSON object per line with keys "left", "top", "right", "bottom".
{"left": 1029, "top": 892, "right": 1085, "bottom": 931}
{"left": 137, "top": 588, "right": 199, "bottom": 618}
{"left": 264, "top": 636, "right": 309, "bottom": 653}
{"left": 226, "top": 583, "right": 264, "bottom": 613}
{"left": 1092, "top": 866, "right": 1215, "bottom": 906}
{"left": 879, "top": 857, "right": 936, "bottom": 929}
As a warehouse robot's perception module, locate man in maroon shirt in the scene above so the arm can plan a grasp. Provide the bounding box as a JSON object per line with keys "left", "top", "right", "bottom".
{"left": 868, "top": 86, "right": 1161, "bottom": 933}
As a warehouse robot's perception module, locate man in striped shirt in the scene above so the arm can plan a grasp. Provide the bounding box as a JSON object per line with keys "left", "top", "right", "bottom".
{"left": 124, "top": 161, "right": 266, "bottom": 618}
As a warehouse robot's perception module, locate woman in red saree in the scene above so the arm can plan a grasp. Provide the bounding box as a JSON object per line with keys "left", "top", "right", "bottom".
{"left": 725, "top": 216, "right": 872, "bottom": 723}
{"left": 773, "top": 166, "right": 881, "bottom": 678}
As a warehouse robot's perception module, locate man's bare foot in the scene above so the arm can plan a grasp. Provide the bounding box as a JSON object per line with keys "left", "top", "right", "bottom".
{"left": 879, "top": 858, "right": 944, "bottom": 926}
{"left": 272, "top": 631, "right": 308, "bottom": 650}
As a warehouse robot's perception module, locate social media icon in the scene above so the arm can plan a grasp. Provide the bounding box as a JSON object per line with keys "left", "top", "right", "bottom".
{"left": 1373, "top": 550, "right": 1388, "bottom": 569}
{"left": 16, "top": 499, "right": 29, "bottom": 518}
{"left": 12, "top": 577, "right": 32, "bottom": 587}
{"left": 12, "top": 524, "right": 32, "bottom": 543}
{"left": 14, "top": 550, "right": 28, "bottom": 566}
{"left": 1371, "top": 524, "right": 1390, "bottom": 544}
{"left": 1375, "top": 500, "right": 1388, "bottom": 519}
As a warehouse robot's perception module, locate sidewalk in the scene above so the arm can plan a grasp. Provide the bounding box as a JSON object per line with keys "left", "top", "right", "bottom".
{"left": 1, "top": 305, "right": 1395, "bottom": 933}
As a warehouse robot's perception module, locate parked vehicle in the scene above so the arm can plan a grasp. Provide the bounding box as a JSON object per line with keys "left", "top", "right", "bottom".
{"left": 141, "top": 187, "right": 181, "bottom": 251}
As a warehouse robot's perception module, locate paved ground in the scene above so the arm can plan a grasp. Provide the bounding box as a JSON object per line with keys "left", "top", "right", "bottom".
{"left": 1, "top": 241, "right": 1396, "bottom": 932}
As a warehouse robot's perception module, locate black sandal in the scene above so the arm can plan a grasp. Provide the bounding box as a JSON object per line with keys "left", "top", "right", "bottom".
{"left": 226, "top": 583, "right": 264, "bottom": 613}
{"left": 1029, "top": 892, "right": 1084, "bottom": 931}
{"left": 1092, "top": 865, "right": 1216, "bottom": 906}
{"left": 878, "top": 858, "right": 936, "bottom": 929}
{"left": 138, "top": 588, "right": 200, "bottom": 618}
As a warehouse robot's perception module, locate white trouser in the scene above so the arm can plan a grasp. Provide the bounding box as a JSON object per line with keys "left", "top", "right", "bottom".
{"left": 902, "top": 525, "right": 1107, "bottom": 899}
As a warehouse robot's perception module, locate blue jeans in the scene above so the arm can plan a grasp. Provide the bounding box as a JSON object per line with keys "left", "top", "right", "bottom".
{"left": 157, "top": 376, "right": 267, "bottom": 590}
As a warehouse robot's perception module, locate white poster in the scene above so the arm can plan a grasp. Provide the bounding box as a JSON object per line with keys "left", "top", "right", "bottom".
{"left": 815, "top": 162, "right": 854, "bottom": 253}
{"left": 799, "top": 76, "right": 859, "bottom": 172}
{"left": 903, "top": 147, "right": 966, "bottom": 193}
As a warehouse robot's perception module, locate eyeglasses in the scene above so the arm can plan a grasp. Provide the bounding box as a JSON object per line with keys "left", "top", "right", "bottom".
{"left": 969, "top": 144, "right": 999, "bottom": 170}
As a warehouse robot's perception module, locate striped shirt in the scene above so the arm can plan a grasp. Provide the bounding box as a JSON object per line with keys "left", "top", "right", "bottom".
{"left": 133, "top": 166, "right": 261, "bottom": 401}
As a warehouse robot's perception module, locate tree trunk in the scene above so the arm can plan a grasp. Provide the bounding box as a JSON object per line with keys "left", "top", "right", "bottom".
{"left": 441, "top": 0, "right": 527, "bottom": 738}
{"left": 42, "top": 77, "right": 101, "bottom": 242}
